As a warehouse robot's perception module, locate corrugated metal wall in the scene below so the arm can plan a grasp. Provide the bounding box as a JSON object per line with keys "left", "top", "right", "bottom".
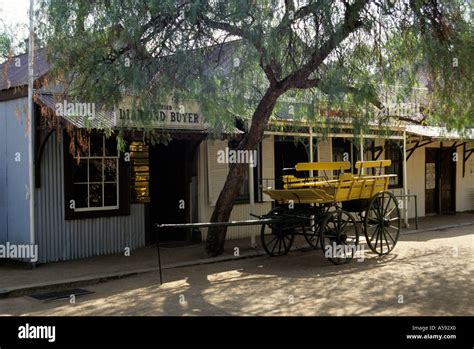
{"left": 35, "top": 132, "right": 145, "bottom": 263}
{"left": 0, "top": 97, "right": 31, "bottom": 245}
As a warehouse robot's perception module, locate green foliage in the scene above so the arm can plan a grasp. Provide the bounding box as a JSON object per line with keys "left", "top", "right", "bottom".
{"left": 0, "top": 17, "right": 30, "bottom": 63}
{"left": 0, "top": 33, "right": 11, "bottom": 62}
{"left": 36, "top": 0, "right": 473, "bottom": 139}
{"left": 0, "top": 21, "right": 14, "bottom": 62}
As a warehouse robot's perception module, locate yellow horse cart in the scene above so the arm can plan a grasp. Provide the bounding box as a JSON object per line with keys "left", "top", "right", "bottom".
{"left": 261, "top": 160, "right": 401, "bottom": 264}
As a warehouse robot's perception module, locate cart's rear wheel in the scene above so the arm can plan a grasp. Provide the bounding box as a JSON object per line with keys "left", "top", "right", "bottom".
{"left": 320, "top": 209, "right": 359, "bottom": 265}
{"left": 260, "top": 208, "right": 296, "bottom": 256}
{"left": 303, "top": 221, "right": 322, "bottom": 249}
{"left": 364, "top": 191, "right": 400, "bottom": 255}
{"left": 303, "top": 205, "right": 330, "bottom": 249}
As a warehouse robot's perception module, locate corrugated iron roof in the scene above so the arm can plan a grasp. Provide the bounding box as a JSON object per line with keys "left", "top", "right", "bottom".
{"left": 0, "top": 48, "right": 50, "bottom": 90}
{"left": 406, "top": 125, "right": 474, "bottom": 140}
{"left": 36, "top": 93, "right": 116, "bottom": 129}
{"left": 36, "top": 93, "right": 244, "bottom": 134}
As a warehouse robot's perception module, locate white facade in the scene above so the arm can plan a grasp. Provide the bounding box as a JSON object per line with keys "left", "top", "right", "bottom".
{"left": 199, "top": 132, "right": 474, "bottom": 240}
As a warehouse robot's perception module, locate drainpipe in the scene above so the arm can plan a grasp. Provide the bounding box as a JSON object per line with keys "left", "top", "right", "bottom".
{"left": 309, "top": 126, "right": 314, "bottom": 173}
{"left": 249, "top": 122, "right": 256, "bottom": 248}
{"left": 249, "top": 160, "right": 255, "bottom": 247}
{"left": 309, "top": 126, "right": 315, "bottom": 236}
{"left": 359, "top": 132, "right": 364, "bottom": 174}
{"left": 403, "top": 130, "right": 409, "bottom": 228}
{"left": 27, "top": 0, "right": 36, "bottom": 262}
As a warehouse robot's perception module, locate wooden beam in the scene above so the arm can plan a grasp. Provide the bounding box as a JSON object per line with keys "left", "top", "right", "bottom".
{"left": 0, "top": 86, "right": 28, "bottom": 101}
{"left": 355, "top": 160, "right": 391, "bottom": 169}
{"left": 406, "top": 139, "right": 435, "bottom": 161}
{"left": 295, "top": 161, "right": 351, "bottom": 172}
{"left": 35, "top": 128, "right": 55, "bottom": 188}
{"left": 463, "top": 143, "right": 474, "bottom": 178}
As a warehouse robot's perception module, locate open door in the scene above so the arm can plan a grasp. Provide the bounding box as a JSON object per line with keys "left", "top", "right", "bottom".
{"left": 149, "top": 140, "right": 187, "bottom": 242}
{"left": 439, "top": 148, "right": 456, "bottom": 213}
{"left": 148, "top": 138, "right": 202, "bottom": 244}
{"left": 425, "top": 148, "right": 456, "bottom": 215}
{"left": 274, "top": 137, "right": 310, "bottom": 189}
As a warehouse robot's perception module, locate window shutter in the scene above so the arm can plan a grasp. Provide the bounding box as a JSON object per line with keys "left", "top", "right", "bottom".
{"left": 207, "top": 140, "right": 229, "bottom": 206}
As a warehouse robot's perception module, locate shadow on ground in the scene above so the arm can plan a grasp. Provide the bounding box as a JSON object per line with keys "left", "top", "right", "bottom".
{"left": 0, "top": 226, "right": 472, "bottom": 316}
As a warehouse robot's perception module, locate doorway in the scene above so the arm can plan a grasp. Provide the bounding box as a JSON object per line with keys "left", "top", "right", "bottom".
{"left": 425, "top": 148, "right": 456, "bottom": 215}
{"left": 274, "top": 137, "right": 312, "bottom": 189}
{"left": 148, "top": 139, "right": 200, "bottom": 243}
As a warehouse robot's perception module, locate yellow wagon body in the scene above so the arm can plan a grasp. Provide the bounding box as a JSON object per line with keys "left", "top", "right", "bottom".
{"left": 263, "top": 160, "right": 397, "bottom": 204}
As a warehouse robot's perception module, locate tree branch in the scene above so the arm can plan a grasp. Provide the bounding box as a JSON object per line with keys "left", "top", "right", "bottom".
{"left": 294, "top": 77, "right": 321, "bottom": 89}
{"left": 281, "top": 0, "right": 369, "bottom": 90}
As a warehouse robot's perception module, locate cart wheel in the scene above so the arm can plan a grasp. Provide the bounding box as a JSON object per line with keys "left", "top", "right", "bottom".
{"left": 303, "top": 206, "right": 330, "bottom": 249}
{"left": 364, "top": 191, "right": 400, "bottom": 255}
{"left": 320, "top": 209, "right": 359, "bottom": 265}
{"left": 260, "top": 208, "right": 296, "bottom": 256}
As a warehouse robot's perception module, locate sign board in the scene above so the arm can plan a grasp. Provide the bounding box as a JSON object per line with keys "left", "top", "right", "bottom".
{"left": 425, "top": 163, "right": 436, "bottom": 190}
{"left": 115, "top": 99, "right": 207, "bottom": 130}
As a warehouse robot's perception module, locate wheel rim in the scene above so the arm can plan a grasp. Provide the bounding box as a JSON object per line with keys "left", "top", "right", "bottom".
{"left": 303, "top": 205, "right": 329, "bottom": 249}
{"left": 260, "top": 207, "right": 296, "bottom": 256}
{"left": 261, "top": 223, "right": 295, "bottom": 256}
{"left": 303, "top": 222, "right": 321, "bottom": 249}
{"left": 364, "top": 191, "right": 400, "bottom": 255}
{"left": 321, "top": 209, "right": 359, "bottom": 265}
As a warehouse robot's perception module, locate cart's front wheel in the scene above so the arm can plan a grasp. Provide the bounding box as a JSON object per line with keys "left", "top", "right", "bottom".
{"left": 320, "top": 209, "right": 359, "bottom": 265}
{"left": 260, "top": 223, "right": 296, "bottom": 256}
{"left": 260, "top": 208, "right": 296, "bottom": 256}
{"left": 364, "top": 191, "right": 400, "bottom": 255}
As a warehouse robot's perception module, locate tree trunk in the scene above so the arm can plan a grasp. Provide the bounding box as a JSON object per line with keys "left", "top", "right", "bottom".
{"left": 206, "top": 88, "right": 282, "bottom": 256}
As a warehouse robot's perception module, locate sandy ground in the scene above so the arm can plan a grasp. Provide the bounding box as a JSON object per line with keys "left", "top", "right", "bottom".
{"left": 0, "top": 225, "right": 472, "bottom": 316}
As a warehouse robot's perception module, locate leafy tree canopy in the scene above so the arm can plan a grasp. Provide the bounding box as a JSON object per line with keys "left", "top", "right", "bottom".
{"left": 36, "top": 0, "right": 473, "bottom": 136}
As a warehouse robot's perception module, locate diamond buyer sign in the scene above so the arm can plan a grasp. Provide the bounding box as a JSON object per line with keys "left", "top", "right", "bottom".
{"left": 115, "top": 99, "right": 207, "bottom": 130}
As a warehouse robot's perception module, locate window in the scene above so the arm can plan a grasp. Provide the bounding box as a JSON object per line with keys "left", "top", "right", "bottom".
{"left": 332, "top": 138, "right": 358, "bottom": 173}
{"left": 237, "top": 166, "right": 250, "bottom": 201}
{"left": 385, "top": 141, "right": 403, "bottom": 188}
{"left": 228, "top": 139, "right": 261, "bottom": 203}
{"left": 64, "top": 132, "right": 130, "bottom": 219}
{"left": 72, "top": 134, "right": 119, "bottom": 211}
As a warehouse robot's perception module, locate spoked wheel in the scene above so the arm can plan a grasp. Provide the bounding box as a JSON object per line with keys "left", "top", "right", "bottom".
{"left": 320, "top": 209, "right": 359, "bottom": 265}
{"left": 260, "top": 207, "right": 297, "bottom": 256}
{"left": 303, "top": 205, "right": 330, "bottom": 249}
{"left": 364, "top": 191, "right": 401, "bottom": 255}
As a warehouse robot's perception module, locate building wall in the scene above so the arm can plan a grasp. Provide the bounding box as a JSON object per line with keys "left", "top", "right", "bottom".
{"left": 373, "top": 137, "right": 429, "bottom": 219}
{"left": 405, "top": 140, "right": 474, "bottom": 217}
{"left": 0, "top": 97, "right": 31, "bottom": 245}
{"left": 455, "top": 143, "right": 474, "bottom": 212}
{"left": 34, "top": 132, "right": 145, "bottom": 263}
{"left": 197, "top": 137, "right": 274, "bottom": 240}
{"left": 377, "top": 139, "right": 474, "bottom": 218}
{"left": 317, "top": 138, "right": 332, "bottom": 162}
{"left": 405, "top": 141, "right": 425, "bottom": 217}
{"left": 9, "top": 116, "right": 472, "bottom": 263}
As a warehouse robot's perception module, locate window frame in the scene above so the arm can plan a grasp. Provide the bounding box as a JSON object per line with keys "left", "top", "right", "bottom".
{"left": 228, "top": 140, "right": 262, "bottom": 205}
{"left": 72, "top": 136, "right": 120, "bottom": 212}
{"left": 332, "top": 138, "right": 358, "bottom": 173}
{"left": 64, "top": 131, "right": 130, "bottom": 220}
{"left": 385, "top": 140, "right": 404, "bottom": 189}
